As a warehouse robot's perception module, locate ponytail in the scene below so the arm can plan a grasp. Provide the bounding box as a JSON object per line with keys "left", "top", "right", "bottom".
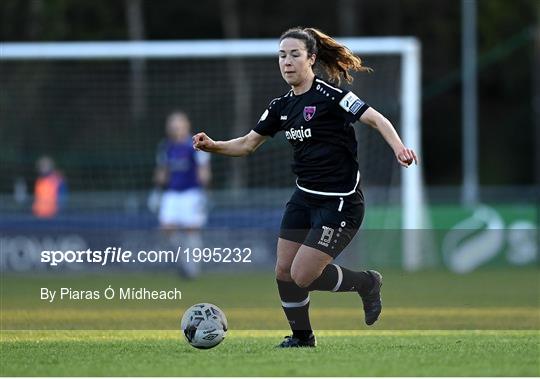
{"left": 280, "top": 27, "right": 372, "bottom": 85}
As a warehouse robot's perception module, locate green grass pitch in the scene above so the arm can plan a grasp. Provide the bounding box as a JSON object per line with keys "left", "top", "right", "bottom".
{"left": 1, "top": 269, "right": 539, "bottom": 376}
{"left": 2, "top": 330, "right": 538, "bottom": 376}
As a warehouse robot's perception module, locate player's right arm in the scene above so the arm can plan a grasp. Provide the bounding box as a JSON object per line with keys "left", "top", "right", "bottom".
{"left": 194, "top": 97, "right": 280, "bottom": 156}
{"left": 193, "top": 130, "right": 268, "bottom": 157}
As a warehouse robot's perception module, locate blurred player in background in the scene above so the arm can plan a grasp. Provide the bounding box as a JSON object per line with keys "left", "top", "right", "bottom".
{"left": 194, "top": 27, "right": 418, "bottom": 347}
{"left": 32, "top": 155, "right": 67, "bottom": 218}
{"left": 152, "top": 111, "right": 211, "bottom": 278}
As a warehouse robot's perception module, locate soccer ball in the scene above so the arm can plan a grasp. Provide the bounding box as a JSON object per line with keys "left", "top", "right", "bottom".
{"left": 180, "top": 303, "right": 228, "bottom": 349}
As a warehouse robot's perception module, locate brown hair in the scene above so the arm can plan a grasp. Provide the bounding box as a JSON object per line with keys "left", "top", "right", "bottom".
{"left": 280, "top": 27, "right": 372, "bottom": 85}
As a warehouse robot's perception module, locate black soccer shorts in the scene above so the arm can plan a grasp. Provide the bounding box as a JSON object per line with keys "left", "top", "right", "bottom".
{"left": 279, "top": 186, "right": 365, "bottom": 258}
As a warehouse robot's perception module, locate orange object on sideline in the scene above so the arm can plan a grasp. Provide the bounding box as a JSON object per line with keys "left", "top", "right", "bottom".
{"left": 32, "top": 172, "right": 63, "bottom": 218}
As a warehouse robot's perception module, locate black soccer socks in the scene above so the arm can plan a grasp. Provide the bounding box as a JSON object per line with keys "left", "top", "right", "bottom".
{"left": 306, "top": 264, "right": 374, "bottom": 295}
{"left": 276, "top": 279, "right": 313, "bottom": 340}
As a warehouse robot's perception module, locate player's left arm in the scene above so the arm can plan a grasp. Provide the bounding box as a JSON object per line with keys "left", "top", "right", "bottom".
{"left": 360, "top": 107, "right": 419, "bottom": 167}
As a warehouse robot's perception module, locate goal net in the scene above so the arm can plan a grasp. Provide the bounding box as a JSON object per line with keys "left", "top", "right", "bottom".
{"left": 0, "top": 38, "right": 429, "bottom": 271}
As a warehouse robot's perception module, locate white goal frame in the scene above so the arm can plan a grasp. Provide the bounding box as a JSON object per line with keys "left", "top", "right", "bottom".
{"left": 1, "top": 37, "right": 424, "bottom": 270}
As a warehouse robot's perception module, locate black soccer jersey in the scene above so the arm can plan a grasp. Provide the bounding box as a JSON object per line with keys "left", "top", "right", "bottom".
{"left": 254, "top": 77, "right": 370, "bottom": 195}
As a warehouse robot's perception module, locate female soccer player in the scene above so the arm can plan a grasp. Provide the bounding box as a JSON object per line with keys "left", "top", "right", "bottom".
{"left": 193, "top": 27, "right": 418, "bottom": 348}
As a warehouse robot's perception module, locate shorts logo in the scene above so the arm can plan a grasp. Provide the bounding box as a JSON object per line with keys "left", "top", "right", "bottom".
{"left": 303, "top": 106, "right": 316, "bottom": 122}
{"left": 318, "top": 226, "right": 335, "bottom": 247}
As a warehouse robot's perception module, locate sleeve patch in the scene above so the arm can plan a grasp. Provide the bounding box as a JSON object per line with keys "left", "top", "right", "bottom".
{"left": 339, "top": 91, "right": 365, "bottom": 115}
{"left": 259, "top": 109, "right": 269, "bottom": 122}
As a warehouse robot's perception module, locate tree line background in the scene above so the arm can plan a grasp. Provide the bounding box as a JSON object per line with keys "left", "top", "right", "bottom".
{"left": 1, "top": 0, "right": 538, "bottom": 189}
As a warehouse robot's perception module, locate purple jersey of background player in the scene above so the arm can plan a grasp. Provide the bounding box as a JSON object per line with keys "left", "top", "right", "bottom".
{"left": 156, "top": 138, "right": 201, "bottom": 191}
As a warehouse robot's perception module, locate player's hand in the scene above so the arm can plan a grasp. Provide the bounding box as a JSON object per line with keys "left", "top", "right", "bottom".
{"left": 193, "top": 132, "right": 216, "bottom": 152}
{"left": 395, "top": 146, "right": 419, "bottom": 168}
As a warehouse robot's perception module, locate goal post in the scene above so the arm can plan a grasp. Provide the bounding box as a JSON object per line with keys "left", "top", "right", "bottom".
{"left": 1, "top": 37, "right": 427, "bottom": 271}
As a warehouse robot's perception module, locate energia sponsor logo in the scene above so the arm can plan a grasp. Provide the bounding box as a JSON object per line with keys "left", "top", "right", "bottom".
{"left": 285, "top": 126, "right": 312, "bottom": 142}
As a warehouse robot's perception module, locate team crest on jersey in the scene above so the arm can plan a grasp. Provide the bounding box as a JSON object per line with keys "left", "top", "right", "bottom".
{"left": 303, "top": 106, "right": 316, "bottom": 122}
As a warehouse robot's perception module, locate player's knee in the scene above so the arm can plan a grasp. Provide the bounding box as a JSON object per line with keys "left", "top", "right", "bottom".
{"left": 275, "top": 263, "right": 292, "bottom": 281}
{"left": 290, "top": 270, "right": 314, "bottom": 288}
